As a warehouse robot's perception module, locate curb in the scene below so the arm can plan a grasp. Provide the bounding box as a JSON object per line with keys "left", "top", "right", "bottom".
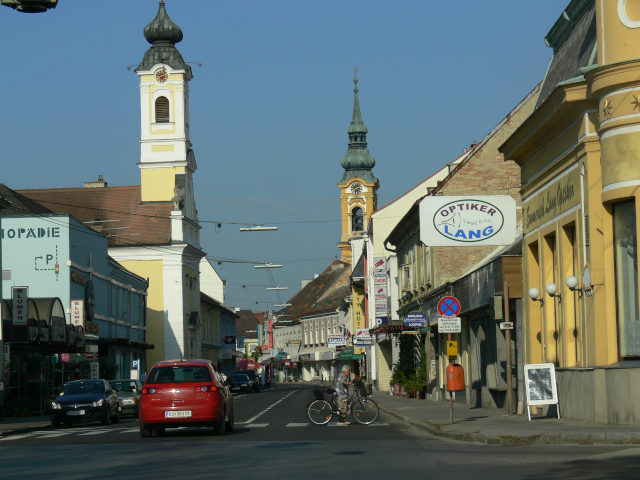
{"left": 377, "top": 405, "right": 640, "bottom": 446}
{"left": 0, "top": 423, "right": 51, "bottom": 438}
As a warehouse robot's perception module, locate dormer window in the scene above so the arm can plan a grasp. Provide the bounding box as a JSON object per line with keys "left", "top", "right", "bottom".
{"left": 155, "top": 96, "right": 170, "bottom": 123}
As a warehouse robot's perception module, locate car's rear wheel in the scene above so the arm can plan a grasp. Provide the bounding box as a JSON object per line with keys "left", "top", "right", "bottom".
{"left": 225, "top": 407, "right": 235, "bottom": 432}
{"left": 139, "top": 424, "right": 152, "bottom": 438}
{"left": 213, "top": 411, "right": 226, "bottom": 435}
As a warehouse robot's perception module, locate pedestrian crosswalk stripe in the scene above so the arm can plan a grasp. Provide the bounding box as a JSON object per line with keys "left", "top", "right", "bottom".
{"left": 244, "top": 423, "right": 268, "bottom": 428}
{"left": 0, "top": 434, "right": 29, "bottom": 441}
{"left": 119, "top": 429, "right": 139, "bottom": 433}
{"left": 286, "top": 423, "right": 309, "bottom": 427}
{"left": 78, "top": 430, "right": 109, "bottom": 436}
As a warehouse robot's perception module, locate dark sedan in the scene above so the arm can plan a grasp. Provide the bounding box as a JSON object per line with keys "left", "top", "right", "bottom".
{"left": 235, "top": 369, "right": 260, "bottom": 392}
{"left": 109, "top": 379, "right": 143, "bottom": 417}
{"left": 230, "top": 374, "right": 252, "bottom": 394}
{"left": 50, "top": 379, "right": 120, "bottom": 428}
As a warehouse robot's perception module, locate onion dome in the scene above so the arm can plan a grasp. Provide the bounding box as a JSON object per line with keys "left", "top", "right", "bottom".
{"left": 136, "top": 1, "right": 191, "bottom": 75}
{"left": 339, "top": 72, "right": 378, "bottom": 185}
{"left": 143, "top": 1, "right": 183, "bottom": 44}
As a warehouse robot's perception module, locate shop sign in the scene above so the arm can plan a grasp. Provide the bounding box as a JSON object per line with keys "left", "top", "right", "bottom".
{"left": 523, "top": 166, "right": 580, "bottom": 233}
{"left": 403, "top": 312, "right": 427, "bottom": 328}
{"left": 298, "top": 354, "right": 311, "bottom": 361}
{"left": 373, "top": 257, "right": 386, "bottom": 271}
{"left": 328, "top": 334, "right": 346, "bottom": 347}
{"left": 375, "top": 302, "right": 387, "bottom": 313}
{"left": 12, "top": 286, "right": 28, "bottom": 326}
{"left": 85, "top": 321, "right": 100, "bottom": 334}
{"left": 355, "top": 328, "right": 373, "bottom": 345}
{"left": 70, "top": 299, "right": 85, "bottom": 328}
{"left": 71, "top": 271, "right": 86, "bottom": 286}
{"left": 85, "top": 281, "right": 95, "bottom": 322}
{"left": 289, "top": 340, "right": 301, "bottom": 344}
{"left": 373, "top": 272, "right": 386, "bottom": 284}
{"left": 374, "top": 285, "right": 387, "bottom": 300}
{"left": 420, "top": 195, "right": 516, "bottom": 246}
{"left": 223, "top": 336, "right": 236, "bottom": 345}
{"left": 90, "top": 361, "right": 100, "bottom": 380}
{"left": 219, "top": 349, "right": 232, "bottom": 359}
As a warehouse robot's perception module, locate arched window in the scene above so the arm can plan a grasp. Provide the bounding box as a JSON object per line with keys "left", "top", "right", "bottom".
{"left": 155, "top": 96, "right": 170, "bottom": 123}
{"left": 352, "top": 207, "right": 363, "bottom": 232}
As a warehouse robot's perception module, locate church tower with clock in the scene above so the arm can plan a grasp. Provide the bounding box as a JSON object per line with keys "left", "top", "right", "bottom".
{"left": 337, "top": 71, "right": 379, "bottom": 262}
{"left": 135, "top": 0, "right": 198, "bottom": 224}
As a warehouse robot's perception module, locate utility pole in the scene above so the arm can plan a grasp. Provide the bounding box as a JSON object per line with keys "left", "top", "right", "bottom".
{"left": 504, "top": 281, "right": 513, "bottom": 415}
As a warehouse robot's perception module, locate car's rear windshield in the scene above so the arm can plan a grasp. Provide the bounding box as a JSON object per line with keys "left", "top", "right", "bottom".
{"left": 233, "top": 374, "right": 248, "bottom": 381}
{"left": 110, "top": 381, "right": 138, "bottom": 392}
{"left": 237, "top": 370, "right": 257, "bottom": 377}
{"left": 148, "top": 365, "right": 212, "bottom": 384}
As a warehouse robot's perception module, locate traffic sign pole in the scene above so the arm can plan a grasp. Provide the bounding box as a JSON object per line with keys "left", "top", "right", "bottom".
{"left": 505, "top": 281, "right": 513, "bottom": 415}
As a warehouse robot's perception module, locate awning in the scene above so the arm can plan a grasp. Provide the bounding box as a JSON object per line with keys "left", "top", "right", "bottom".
{"left": 338, "top": 346, "right": 364, "bottom": 361}
{"left": 237, "top": 358, "right": 262, "bottom": 370}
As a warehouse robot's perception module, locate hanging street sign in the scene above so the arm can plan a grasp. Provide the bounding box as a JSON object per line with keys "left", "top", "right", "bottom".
{"left": 437, "top": 296, "right": 461, "bottom": 318}
{"left": 403, "top": 312, "right": 428, "bottom": 328}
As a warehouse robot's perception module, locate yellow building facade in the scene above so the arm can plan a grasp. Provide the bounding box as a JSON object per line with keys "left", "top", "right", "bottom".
{"left": 501, "top": 0, "right": 640, "bottom": 423}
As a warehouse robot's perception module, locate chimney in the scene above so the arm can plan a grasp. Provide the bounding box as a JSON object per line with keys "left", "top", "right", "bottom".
{"left": 84, "top": 175, "right": 107, "bottom": 188}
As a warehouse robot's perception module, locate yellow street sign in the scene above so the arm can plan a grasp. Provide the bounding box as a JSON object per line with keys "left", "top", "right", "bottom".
{"left": 447, "top": 340, "right": 458, "bottom": 357}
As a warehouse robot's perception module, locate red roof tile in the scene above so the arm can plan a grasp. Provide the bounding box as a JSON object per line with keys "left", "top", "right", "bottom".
{"left": 18, "top": 186, "right": 172, "bottom": 247}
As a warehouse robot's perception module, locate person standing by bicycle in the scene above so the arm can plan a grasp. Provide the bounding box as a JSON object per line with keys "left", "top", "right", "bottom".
{"left": 335, "top": 365, "right": 353, "bottom": 425}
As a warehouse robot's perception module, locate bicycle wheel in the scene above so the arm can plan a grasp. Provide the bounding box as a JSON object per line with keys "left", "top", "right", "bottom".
{"left": 351, "top": 398, "right": 379, "bottom": 425}
{"left": 307, "top": 399, "right": 333, "bottom": 425}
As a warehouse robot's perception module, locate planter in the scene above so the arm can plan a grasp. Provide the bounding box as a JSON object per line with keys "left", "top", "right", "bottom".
{"left": 406, "top": 390, "right": 416, "bottom": 399}
{"left": 400, "top": 386, "right": 407, "bottom": 397}
{"left": 393, "top": 384, "right": 401, "bottom": 395}
{"left": 418, "top": 390, "right": 426, "bottom": 399}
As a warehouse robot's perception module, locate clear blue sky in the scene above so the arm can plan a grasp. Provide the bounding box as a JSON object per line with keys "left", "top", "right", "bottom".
{"left": 1, "top": 0, "right": 564, "bottom": 311}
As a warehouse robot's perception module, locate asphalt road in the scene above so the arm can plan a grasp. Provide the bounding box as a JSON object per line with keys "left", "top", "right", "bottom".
{"left": 1, "top": 384, "right": 640, "bottom": 479}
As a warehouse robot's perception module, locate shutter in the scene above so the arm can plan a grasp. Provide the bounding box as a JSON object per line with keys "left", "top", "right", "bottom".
{"left": 155, "top": 97, "right": 170, "bottom": 123}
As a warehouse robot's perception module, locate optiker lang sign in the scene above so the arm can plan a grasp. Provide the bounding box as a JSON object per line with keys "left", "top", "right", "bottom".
{"left": 419, "top": 195, "right": 516, "bottom": 247}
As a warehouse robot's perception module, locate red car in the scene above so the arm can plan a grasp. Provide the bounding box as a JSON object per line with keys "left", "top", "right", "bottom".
{"left": 139, "top": 359, "right": 234, "bottom": 437}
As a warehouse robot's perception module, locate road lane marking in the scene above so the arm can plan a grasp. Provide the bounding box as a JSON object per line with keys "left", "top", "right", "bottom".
{"left": 0, "top": 434, "right": 29, "bottom": 441}
{"left": 244, "top": 423, "right": 268, "bottom": 428}
{"left": 78, "top": 430, "right": 109, "bottom": 436}
{"left": 119, "top": 429, "right": 140, "bottom": 433}
{"left": 286, "top": 423, "right": 309, "bottom": 427}
{"left": 241, "top": 388, "right": 299, "bottom": 424}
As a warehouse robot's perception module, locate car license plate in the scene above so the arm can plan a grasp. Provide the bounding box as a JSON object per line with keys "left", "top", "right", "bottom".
{"left": 123, "top": 398, "right": 134, "bottom": 404}
{"left": 165, "top": 410, "right": 191, "bottom": 418}
{"left": 67, "top": 410, "right": 85, "bottom": 416}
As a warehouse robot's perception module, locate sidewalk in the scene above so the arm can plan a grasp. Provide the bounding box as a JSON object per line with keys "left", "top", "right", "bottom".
{"left": 0, "top": 415, "right": 51, "bottom": 438}
{"left": 371, "top": 390, "right": 640, "bottom": 446}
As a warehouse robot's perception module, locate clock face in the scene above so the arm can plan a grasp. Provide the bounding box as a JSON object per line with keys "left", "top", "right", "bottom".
{"left": 156, "top": 68, "right": 168, "bottom": 83}
{"left": 351, "top": 182, "right": 363, "bottom": 194}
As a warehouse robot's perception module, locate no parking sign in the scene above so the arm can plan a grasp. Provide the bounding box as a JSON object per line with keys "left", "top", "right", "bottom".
{"left": 437, "top": 296, "right": 461, "bottom": 318}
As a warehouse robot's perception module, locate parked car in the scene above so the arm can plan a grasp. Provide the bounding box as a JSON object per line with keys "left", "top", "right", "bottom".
{"left": 109, "top": 379, "right": 143, "bottom": 417}
{"left": 235, "top": 369, "right": 260, "bottom": 392}
{"left": 139, "top": 359, "right": 234, "bottom": 438}
{"left": 50, "top": 379, "right": 120, "bottom": 428}
{"left": 230, "top": 373, "right": 252, "bottom": 394}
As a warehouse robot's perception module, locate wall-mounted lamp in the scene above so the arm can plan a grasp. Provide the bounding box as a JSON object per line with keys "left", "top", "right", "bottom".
{"left": 545, "top": 282, "right": 561, "bottom": 301}
{"left": 566, "top": 275, "right": 579, "bottom": 291}
{"left": 528, "top": 287, "right": 543, "bottom": 305}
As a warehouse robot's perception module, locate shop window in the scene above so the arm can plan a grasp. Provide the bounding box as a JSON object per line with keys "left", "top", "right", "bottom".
{"left": 155, "top": 96, "right": 170, "bottom": 123}
{"left": 613, "top": 200, "right": 640, "bottom": 356}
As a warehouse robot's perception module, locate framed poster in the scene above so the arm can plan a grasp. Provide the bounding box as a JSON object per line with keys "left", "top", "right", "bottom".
{"left": 523, "top": 363, "right": 560, "bottom": 420}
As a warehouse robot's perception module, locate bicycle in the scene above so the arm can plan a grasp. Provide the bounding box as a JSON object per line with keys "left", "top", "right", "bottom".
{"left": 307, "top": 380, "right": 379, "bottom": 425}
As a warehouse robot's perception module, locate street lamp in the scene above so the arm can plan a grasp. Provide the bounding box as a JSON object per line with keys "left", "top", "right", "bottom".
{"left": 266, "top": 287, "right": 288, "bottom": 291}
{"left": 254, "top": 263, "right": 282, "bottom": 269}
{"left": 1, "top": 0, "right": 57, "bottom": 12}
{"left": 239, "top": 226, "right": 278, "bottom": 231}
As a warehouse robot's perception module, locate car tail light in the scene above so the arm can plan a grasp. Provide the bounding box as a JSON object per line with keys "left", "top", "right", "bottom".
{"left": 194, "top": 385, "right": 217, "bottom": 393}
{"left": 142, "top": 387, "right": 164, "bottom": 394}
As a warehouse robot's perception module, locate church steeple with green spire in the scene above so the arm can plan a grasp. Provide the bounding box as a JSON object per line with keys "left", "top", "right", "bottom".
{"left": 339, "top": 70, "right": 379, "bottom": 185}
{"left": 337, "top": 69, "right": 379, "bottom": 262}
